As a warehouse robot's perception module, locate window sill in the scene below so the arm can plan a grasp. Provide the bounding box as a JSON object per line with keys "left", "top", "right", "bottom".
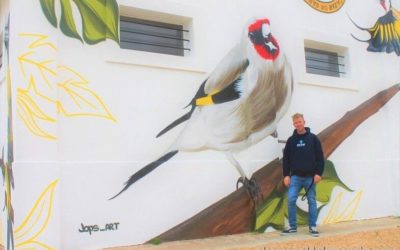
{"left": 106, "top": 47, "right": 207, "bottom": 74}
{"left": 299, "top": 72, "right": 359, "bottom": 91}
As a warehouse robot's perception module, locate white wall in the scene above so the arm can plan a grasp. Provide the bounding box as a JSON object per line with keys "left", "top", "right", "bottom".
{"left": 2, "top": 0, "right": 399, "bottom": 249}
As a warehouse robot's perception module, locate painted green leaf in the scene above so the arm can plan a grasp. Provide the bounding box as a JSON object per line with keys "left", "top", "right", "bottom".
{"left": 102, "top": 0, "right": 119, "bottom": 41}
{"left": 39, "top": 0, "right": 119, "bottom": 45}
{"left": 60, "top": 0, "right": 83, "bottom": 41}
{"left": 316, "top": 160, "right": 353, "bottom": 203}
{"left": 255, "top": 189, "right": 286, "bottom": 231}
{"left": 298, "top": 160, "right": 352, "bottom": 204}
{"left": 150, "top": 239, "right": 162, "bottom": 245}
{"left": 255, "top": 190, "right": 327, "bottom": 232}
{"left": 255, "top": 160, "right": 351, "bottom": 232}
{"left": 40, "top": 0, "right": 57, "bottom": 28}
{"left": 73, "top": 0, "right": 119, "bottom": 44}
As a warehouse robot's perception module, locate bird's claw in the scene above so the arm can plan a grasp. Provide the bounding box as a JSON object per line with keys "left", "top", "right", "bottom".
{"left": 236, "top": 176, "right": 245, "bottom": 190}
{"left": 236, "top": 177, "right": 263, "bottom": 208}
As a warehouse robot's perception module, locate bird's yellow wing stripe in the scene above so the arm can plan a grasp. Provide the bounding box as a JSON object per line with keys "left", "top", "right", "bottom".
{"left": 195, "top": 96, "right": 214, "bottom": 106}
{"left": 195, "top": 89, "right": 220, "bottom": 106}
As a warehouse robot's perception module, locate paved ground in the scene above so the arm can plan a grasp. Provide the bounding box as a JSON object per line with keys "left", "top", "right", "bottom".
{"left": 103, "top": 216, "right": 400, "bottom": 250}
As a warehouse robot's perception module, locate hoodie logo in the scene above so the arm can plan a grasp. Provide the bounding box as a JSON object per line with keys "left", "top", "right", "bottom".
{"left": 297, "top": 139, "right": 306, "bottom": 147}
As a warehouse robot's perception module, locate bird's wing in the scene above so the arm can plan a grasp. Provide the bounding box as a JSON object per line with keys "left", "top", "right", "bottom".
{"left": 156, "top": 49, "right": 249, "bottom": 137}
{"left": 366, "top": 8, "right": 400, "bottom": 55}
{"left": 232, "top": 57, "right": 292, "bottom": 143}
{"left": 204, "top": 46, "right": 249, "bottom": 95}
{"left": 195, "top": 60, "right": 249, "bottom": 106}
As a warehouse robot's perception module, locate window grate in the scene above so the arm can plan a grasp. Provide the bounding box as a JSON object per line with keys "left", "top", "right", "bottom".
{"left": 120, "top": 16, "right": 190, "bottom": 56}
{"left": 305, "top": 48, "right": 345, "bottom": 77}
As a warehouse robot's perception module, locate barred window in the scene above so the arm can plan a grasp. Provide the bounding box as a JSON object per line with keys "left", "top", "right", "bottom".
{"left": 305, "top": 47, "right": 345, "bottom": 78}
{"left": 120, "top": 16, "right": 190, "bottom": 56}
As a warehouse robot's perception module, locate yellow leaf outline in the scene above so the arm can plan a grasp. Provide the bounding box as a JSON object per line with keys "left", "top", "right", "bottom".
{"left": 18, "top": 34, "right": 58, "bottom": 89}
{"left": 17, "top": 33, "right": 117, "bottom": 140}
{"left": 17, "top": 77, "right": 57, "bottom": 140}
{"left": 322, "top": 191, "right": 363, "bottom": 224}
{"left": 18, "top": 50, "right": 56, "bottom": 89}
{"left": 57, "top": 65, "right": 116, "bottom": 121}
{"left": 19, "top": 33, "right": 57, "bottom": 51}
{"left": 14, "top": 180, "right": 58, "bottom": 250}
{"left": 16, "top": 240, "right": 54, "bottom": 250}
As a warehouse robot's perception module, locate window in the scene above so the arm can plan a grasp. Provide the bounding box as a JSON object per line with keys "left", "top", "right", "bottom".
{"left": 298, "top": 36, "right": 354, "bottom": 90}
{"left": 305, "top": 47, "right": 345, "bottom": 78}
{"left": 120, "top": 16, "right": 190, "bottom": 56}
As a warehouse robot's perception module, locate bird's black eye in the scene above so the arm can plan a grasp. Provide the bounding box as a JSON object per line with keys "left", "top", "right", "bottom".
{"left": 248, "top": 32, "right": 255, "bottom": 42}
{"left": 248, "top": 30, "right": 264, "bottom": 45}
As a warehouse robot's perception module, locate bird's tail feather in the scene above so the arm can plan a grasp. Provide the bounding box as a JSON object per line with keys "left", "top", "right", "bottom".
{"left": 109, "top": 150, "right": 179, "bottom": 200}
{"left": 347, "top": 13, "right": 368, "bottom": 31}
{"left": 156, "top": 111, "right": 193, "bottom": 138}
{"left": 157, "top": 79, "right": 207, "bottom": 138}
{"left": 351, "top": 33, "right": 370, "bottom": 43}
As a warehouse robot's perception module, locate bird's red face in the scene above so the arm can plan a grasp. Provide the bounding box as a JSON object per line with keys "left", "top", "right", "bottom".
{"left": 248, "top": 18, "right": 280, "bottom": 61}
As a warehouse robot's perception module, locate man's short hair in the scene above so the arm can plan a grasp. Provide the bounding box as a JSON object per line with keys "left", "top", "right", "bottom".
{"left": 292, "top": 113, "right": 304, "bottom": 120}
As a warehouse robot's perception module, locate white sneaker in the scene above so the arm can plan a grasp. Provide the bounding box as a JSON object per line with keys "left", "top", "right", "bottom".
{"left": 309, "top": 227, "right": 319, "bottom": 237}
{"left": 281, "top": 227, "right": 297, "bottom": 236}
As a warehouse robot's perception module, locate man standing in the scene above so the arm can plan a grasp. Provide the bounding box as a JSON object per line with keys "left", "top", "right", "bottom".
{"left": 281, "top": 113, "right": 324, "bottom": 237}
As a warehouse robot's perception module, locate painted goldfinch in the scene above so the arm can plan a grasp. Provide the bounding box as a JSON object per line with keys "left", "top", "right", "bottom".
{"left": 111, "top": 18, "right": 293, "bottom": 202}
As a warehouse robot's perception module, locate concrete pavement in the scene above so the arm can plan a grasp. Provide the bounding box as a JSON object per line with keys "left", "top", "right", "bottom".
{"left": 102, "top": 216, "right": 400, "bottom": 250}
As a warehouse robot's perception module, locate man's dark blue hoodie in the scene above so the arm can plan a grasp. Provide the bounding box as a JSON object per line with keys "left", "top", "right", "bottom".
{"left": 283, "top": 127, "right": 324, "bottom": 177}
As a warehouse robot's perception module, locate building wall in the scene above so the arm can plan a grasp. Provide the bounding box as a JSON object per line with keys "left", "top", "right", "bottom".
{"left": 0, "top": 0, "right": 399, "bottom": 249}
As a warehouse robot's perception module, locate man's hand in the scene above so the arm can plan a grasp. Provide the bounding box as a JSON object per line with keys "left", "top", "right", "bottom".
{"left": 314, "top": 174, "right": 322, "bottom": 184}
{"left": 283, "top": 176, "right": 291, "bottom": 187}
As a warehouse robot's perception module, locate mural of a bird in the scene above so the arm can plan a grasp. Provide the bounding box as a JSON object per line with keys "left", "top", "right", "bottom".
{"left": 111, "top": 18, "right": 293, "bottom": 202}
{"left": 350, "top": 0, "right": 400, "bottom": 56}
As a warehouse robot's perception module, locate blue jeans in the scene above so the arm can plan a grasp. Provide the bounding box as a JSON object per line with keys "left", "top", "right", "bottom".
{"left": 287, "top": 175, "right": 317, "bottom": 229}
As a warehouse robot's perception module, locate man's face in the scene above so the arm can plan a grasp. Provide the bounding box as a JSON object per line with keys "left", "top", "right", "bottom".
{"left": 292, "top": 117, "right": 305, "bottom": 133}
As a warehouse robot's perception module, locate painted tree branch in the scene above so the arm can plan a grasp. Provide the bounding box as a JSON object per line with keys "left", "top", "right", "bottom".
{"left": 152, "top": 83, "right": 400, "bottom": 242}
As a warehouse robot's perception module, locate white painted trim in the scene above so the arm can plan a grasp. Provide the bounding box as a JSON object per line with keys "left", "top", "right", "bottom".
{"left": 106, "top": 49, "right": 207, "bottom": 74}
